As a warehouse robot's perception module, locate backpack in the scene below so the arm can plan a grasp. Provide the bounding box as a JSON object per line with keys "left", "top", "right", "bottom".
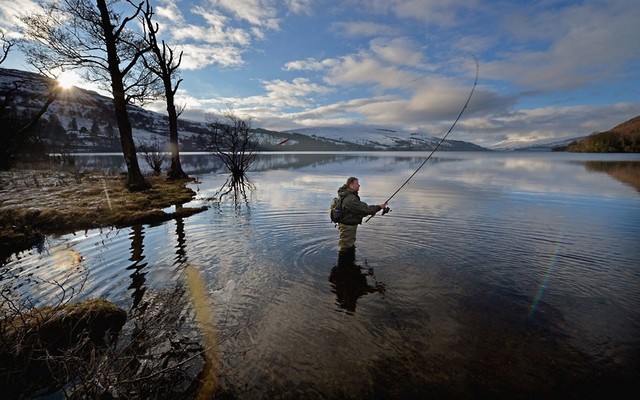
{"left": 330, "top": 196, "right": 344, "bottom": 223}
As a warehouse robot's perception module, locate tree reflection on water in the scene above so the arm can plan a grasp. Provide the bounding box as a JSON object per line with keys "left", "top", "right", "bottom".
{"left": 215, "top": 174, "right": 255, "bottom": 211}
{"left": 583, "top": 161, "right": 640, "bottom": 192}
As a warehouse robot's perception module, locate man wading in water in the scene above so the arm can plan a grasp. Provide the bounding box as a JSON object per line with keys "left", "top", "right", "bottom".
{"left": 336, "top": 177, "right": 388, "bottom": 253}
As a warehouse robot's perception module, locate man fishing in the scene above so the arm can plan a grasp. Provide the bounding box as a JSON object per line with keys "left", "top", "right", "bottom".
{"left": 336, "top": 177, "right": 388, "bottom": 252}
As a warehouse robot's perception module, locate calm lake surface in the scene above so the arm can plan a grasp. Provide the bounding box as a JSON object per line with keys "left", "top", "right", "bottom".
{"left": 3, "top": 152, "right": 640, "bottom": 398}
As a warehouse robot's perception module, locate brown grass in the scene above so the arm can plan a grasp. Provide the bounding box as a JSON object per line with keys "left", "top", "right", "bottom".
{"left": 1, "top": 170, "right": 207, "bottom": 258}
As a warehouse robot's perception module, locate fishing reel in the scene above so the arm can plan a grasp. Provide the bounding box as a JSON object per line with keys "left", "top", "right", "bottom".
{"left": 365, "top": 206, "right": 391, "bottom": 222}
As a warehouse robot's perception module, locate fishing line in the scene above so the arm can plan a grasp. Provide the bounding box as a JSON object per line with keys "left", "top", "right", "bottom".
{"left": 366, "top": 56, "right": 479, "bottom": 223}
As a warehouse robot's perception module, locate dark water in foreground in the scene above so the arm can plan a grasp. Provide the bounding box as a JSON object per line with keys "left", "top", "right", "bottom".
{"left": 3, "top": 152, "right": 640, "bottom": 398}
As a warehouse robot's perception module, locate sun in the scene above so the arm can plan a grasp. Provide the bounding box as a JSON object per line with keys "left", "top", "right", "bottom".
{"left": 56, "top": 71, "right": 82, "bottom": 90}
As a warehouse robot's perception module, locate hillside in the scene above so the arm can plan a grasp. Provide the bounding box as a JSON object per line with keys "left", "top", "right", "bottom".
{"left": 502, "top": 136, "right": 586, "bottom": 152}
{"left": 284, "top": 126, "right": 487, "bottom": 151}
{"left": 562, "top": 116, "right": 640, "bottom": 153}
{"left": 0, "top": 67, "right": 487, "bottom": 153}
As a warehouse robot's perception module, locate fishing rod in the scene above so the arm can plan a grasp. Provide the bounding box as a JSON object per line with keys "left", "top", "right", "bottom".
{"left": 366, "top": 56, "right": 479, "bottom": 223}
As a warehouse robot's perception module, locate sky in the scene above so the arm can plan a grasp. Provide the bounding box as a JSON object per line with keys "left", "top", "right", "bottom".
{"left": 1, "top": 0, "right": 639, "bottom": 149}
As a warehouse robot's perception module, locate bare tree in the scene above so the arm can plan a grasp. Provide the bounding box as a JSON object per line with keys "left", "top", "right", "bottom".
{"left": 0, "top": 30, "right": 12, "bottom": 65}
{"left": 137, "top": 138, "right": 166, "bottom": 174}
{"left": 20, "top": 0, "right": 159, "bottom": 191}
{"left": 141, "top": 0, "right": 188, "bottom": 180}
{"left": 206, "top": 110, "right": 258, "bottom": 178}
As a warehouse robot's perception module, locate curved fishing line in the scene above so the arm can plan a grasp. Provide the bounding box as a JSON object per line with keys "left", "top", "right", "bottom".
{"left": 366, "top": 56, "right": 479, "bottom": 223}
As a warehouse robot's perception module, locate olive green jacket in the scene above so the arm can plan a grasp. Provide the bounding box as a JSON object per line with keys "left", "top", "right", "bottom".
{"left": 337, "top": 184, "right": 382, "bottom": 225}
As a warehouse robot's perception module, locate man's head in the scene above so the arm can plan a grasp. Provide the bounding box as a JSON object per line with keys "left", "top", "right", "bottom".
{"left": 346, "top": 177, "right": 360, "bottom": 191}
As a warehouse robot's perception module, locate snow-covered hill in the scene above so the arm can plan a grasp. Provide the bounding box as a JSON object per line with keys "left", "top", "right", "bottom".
{"left": 285, "top": 126, "right": 487, "bottom": 151}
{"left": 497, "top": 137, "right": 586, "bottom": 152}
{"left": 1, "top": 67, "right": 488, "bottom": 152}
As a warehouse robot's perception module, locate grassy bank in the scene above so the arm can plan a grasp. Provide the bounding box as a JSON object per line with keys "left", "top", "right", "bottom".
{"left": 1, "top": 170, "right": 207, "bottom": 260}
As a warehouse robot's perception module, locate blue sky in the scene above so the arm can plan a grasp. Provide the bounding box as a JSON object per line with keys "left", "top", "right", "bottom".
{"left": 1, "top": 0, "right": 639, "bottom": 148}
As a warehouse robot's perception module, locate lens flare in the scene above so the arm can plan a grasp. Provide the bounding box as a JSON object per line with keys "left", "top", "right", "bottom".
{"left": 51, "top": 249, "right": 83, "bottom": 269}
{"left": 185, "top": 266, "right": 220, "bottom": 398}
{"left": 528, "top": 228, "right": 567, "bottom": 319}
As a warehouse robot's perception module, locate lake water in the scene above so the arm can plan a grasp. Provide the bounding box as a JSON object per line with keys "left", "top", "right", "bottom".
{"left": 2, "top": 152, "right": 640, "bottom": 398}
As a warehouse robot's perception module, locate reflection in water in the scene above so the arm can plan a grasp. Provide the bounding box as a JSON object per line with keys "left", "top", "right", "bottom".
{"left": 216, "top": 174, "right": 254, "bottom": 211}
{"left": 126, "top": 225, "right": 147, "bottom": 310}
{"left": 71, "top": 152, "right": 433, "bottom": 176}
{"left": 174, "top": 214, "right": 188, "bottom": 268}
{"left": 583, "top": 161, "right": 640, "bottom": 191}
{"left": 329, "top": 248, "right": 385, "bottom": 314}
{"left": 4, "top": 152, "right": 640, "bottom": 397}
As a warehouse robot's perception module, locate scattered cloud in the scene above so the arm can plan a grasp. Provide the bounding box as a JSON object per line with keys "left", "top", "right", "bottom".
{"left": 369, "top": 37, "right": 424, "bottom": 67}
{"left": 0, "top": 0, "right": 638, "bottom": 149}
{"left": 260, "top": 77, "right": 332, "bottom": 107}
{"left": 483, "top": 0, "right": 640, "bottom": 91}
{"left": 210, "top": 0, "right": 280, "bottom": 29}
{"left": 456, "top": 102, "right": 640, "bottom": 148}
{"left": 324, "top": 53, "right": 419, "bottom": 89}
{"left": 283, "top": 58, "right": 326, "bottom": 72}
{"left": 178, "top": 43, "right": 245, "bottom": 69}
{"left": 171, "top": 8, "right": 251, "bottom": 45}
{"left": 283, "top": 0, "right": 313, "bottom": 15}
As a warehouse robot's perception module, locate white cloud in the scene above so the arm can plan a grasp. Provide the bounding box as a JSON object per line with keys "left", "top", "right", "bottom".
{"left": 457, "top": 102, "right": 640, "bottom": 149}
{"left": 452, "top": 35, "right": 494, "bottom": 54}
{"left": 155, "top": 1, "right": 186, "bottom": 25}
{"left": 324, "top": 53, "right": 419, "bottom": 89}
{"left": 173, "top": 7, "right": 250, "bottom": 45}
{"left": 0, "top": 0, "right": 37, "bottom": 28}
{"left": 283, "top": 58, "right": 325, "bottom": 72}
{"left": 173, "top": 76, "right": 333, "bottom": 119}
{"left": 260, "top": 77, "right": 332, "bottom": 107}
{"left": 209, "top": 0, "right": 280, "bottom": 29}
{"left": 369, "top": 37, "right": 423, "bottom": 67}
{"left": 153, "top": 0, "right": 301, "bottom": 71}
{"left": 283, "top": 0, "right": 313, "bottom": 15}
{"left": 284, "top": 37, "right": 426, "bottom": 90}
{"left": 484, "top": 0, "right": 640, "bottom": 91}
{"left": 406, "top": 77, "right": 476, "bottom": 117}
{"left": 178, "top": 43, "right": 244, "bottom": 69}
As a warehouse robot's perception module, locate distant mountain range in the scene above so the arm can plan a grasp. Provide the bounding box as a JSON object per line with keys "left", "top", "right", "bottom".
{"left": 502, "top": 137, "right": 587, "bottom": 152}
{"left": 0, "top": 67, "right": 488, "bottom": 153}
{"left": 279, "top": 126, "right": 487, "bottom": 151}
{"left": 7, "top": 67, "right": 636, "bottom": 153}
{"left": 499, "top": 116, "right": 640, "bottom": 153}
